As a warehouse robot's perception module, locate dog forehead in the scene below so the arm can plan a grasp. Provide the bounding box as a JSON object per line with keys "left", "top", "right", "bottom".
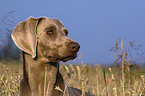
{"left": 51, "top": 18, "right": 64, "bottom": 27}
{"left": 41, "top": 18, "right": 64, "bottom": 27}
{"left": 37, "top": 17, "right": 67, "bottom": 35}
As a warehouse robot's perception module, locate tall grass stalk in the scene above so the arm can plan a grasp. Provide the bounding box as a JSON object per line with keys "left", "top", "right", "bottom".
{"left": 96, "top": 67, "right": 99, "bottom": 96}
{"left": 120, "top": 39, "right": 125, "bottom": 96}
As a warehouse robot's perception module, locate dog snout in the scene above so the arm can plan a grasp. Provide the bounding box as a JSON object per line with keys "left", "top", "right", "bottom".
{"left": 68, "top": 42, "right": 80, "bottom": 52}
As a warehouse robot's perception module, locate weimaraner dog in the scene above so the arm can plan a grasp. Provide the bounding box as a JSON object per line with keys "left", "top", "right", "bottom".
{"left": 11, "top": 17, "right": 93, "bottom": 96}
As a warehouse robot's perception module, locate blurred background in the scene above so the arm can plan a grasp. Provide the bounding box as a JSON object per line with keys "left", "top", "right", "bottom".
{"left": 0, "top": 0, "right": 145, "bottom": 65}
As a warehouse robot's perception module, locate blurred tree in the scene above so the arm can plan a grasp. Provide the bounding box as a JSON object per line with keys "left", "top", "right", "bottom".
{"left": 0, "top": 11, "right": 20, "bottom": 60}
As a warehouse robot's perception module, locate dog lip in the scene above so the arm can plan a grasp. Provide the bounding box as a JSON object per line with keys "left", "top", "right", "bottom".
{"left": 49, "top": 57, "right": 58, "bottom": 61}
{"left": 60, "top": 55, "right": 77, "bottom": 62}
{"left": 48, "top": 55, "right": 77, "bottom": 62}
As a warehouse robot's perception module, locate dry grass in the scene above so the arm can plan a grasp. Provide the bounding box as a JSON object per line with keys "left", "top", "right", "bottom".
{"left": 0, "top": 61, "right": 21, "bottom": 96}
{"left": 0, "top": 61, "right": 145, "bottom": 96}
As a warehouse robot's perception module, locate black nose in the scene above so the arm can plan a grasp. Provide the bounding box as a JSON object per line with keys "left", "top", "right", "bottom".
{"left": 68, "top": 42, "right": 80, "bottom": 52}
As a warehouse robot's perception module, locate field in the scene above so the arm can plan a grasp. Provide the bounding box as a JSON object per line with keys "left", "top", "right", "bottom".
{"left": 0, "top": 60, "right": 145, "bottom": 96}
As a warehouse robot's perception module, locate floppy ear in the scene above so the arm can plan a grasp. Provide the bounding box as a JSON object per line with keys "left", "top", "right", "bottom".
{"left": 11, "top": 17, "right": 43, "bottom": 58}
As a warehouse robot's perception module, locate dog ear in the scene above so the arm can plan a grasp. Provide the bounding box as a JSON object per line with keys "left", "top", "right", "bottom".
{"left": 11, "top": 17, "right": 44, "bottom": 58}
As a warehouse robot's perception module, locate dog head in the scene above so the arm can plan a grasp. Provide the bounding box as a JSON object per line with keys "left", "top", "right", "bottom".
{"left": 11, "top": 17, "right": 80, "bottom": 62}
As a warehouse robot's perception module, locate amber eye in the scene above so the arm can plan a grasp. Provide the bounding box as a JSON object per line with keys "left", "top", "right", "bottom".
{"left": 64, "top": 30, "right": 68, "bottom": 35}
{"left": 46, "top": 30, "right": 54, "bottom": 35}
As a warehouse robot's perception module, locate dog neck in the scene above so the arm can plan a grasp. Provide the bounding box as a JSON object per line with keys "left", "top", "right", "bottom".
{"left": 22, "top": 51, "right": 65, "bottom": 96}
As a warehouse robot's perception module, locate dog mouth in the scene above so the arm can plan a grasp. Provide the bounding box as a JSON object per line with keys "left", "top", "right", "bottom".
{"left": 48, "top": 54, "right": 77, "bottom": 62}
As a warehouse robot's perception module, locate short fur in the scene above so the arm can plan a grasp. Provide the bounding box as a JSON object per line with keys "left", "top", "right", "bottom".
{"left": 11, "top": 17, "right": 93, "bottom": 96}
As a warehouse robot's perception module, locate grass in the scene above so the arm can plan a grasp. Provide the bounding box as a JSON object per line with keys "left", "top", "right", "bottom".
{"left": 0, "top": 61, "right": 145, "bottom": 96}
{"left": 0, "top": 38, "right": 145, "bottom": 96}
{"left": 0, "top": 61, "right": 21, "bottom": 96}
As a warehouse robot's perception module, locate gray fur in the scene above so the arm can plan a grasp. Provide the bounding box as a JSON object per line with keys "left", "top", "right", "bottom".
{"left": 11, "top": 17, "right": 93, "bottom": 96}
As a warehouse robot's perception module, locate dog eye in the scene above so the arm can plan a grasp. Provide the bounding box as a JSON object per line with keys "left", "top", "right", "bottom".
{"left": 64, "top": 30, "right": 68, "bottom": 35}
{"left": 46, "top": 30, "right": 54, "bottom": 35}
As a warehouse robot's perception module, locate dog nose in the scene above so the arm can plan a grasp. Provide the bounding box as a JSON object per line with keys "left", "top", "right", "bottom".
{"left": 68, "top": 42, "right": 80, "bottom": 52}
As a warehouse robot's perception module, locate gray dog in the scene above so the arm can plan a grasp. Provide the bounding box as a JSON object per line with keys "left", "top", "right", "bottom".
{"left": 11, "top": 17, "right": 93, "bottom": 96}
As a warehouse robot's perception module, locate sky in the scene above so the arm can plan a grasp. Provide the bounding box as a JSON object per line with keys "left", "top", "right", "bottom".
{"left": 0, "top": 0, "right": 145, "bottom": 65}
